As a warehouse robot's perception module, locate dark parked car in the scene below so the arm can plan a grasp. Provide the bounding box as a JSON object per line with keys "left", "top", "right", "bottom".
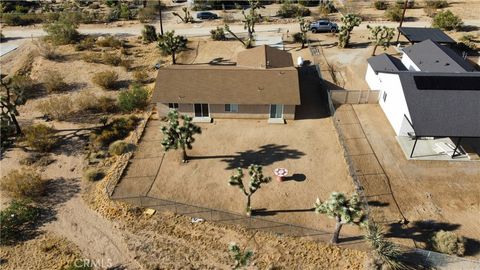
{"left": 196, "top": 11, "right": 218, "bottom": 20}
{"left": 309, "top": 20, "right": 338, "bottom": 33}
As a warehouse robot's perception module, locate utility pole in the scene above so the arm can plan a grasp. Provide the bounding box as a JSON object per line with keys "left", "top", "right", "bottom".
{"left": 396, "top": 0, "right": 408, "bottom": 43}
{"left": 159, "top": 0, "right": 164, "bottom": 36}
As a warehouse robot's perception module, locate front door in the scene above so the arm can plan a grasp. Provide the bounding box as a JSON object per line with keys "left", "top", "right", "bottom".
{"left": 269, "top": 104, "right": 283, "bottom": 119}
{"left": 194, "top": 104, "right": 209, "bottom": 117}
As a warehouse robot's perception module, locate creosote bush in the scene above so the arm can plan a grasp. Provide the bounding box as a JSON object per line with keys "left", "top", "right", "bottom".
{"left": 75, "top": 91, "right": 117, "bottom": 113}
{"left": 43, "top": 14, "right": 79, "bottom": 45}
{"left": 0, "top": 200, "right": 39, "bottom": 245}
{"left": 89, "top": 116, "right": 139, "bottom": 149}
{"left": 374, "top": 0, "right": 388, "bottom": 10}
{"left": 108, "top": 140, "right": 135, "bottom": 156}
{"left": 0, "top": 169, "right": 45, "bottom": 199}
{"left": 96, "top": 35, "right": 122, "bottom": 48}
{"left": 385, "top": 5, "right": 402, "bottom": 22}
{"left": 118, "top": 84, "right": 149, "bottom": 112}
{"left": 83, "top": 168, "right": 105, "bottom": 182}
{"left": 429, "top": 230, "right": 466, "bottom": 256}
{"left": 43, "top": 71, "right": 67, "bottom": 93}
{"left": 432, "top": 10, "right": 463, "bottom": 31}
{"left": 102, "top": 52, "right": 122, "bottom": 66}
{"left": 210, "top": 27, "right": 226, "bottom": 41}
{"left": 277, "top": 1, "right": 311, "bottom": 18}
{"left": 426, "top": 0, "right": 449, "bottom": 9}
{"left": 92, "top": 71, "right": 118, "bottom": 90}
{"left": 36, "top": 40, "right": 61, "bottom": 60}
{"left": 23, "top": 124, "right": 57, "bottom": 152}
{"left": 75, "top": 36, "right": 96, "bottom": 51}
{"left": 36, "top": 95, "right": 74, "bottom": 120}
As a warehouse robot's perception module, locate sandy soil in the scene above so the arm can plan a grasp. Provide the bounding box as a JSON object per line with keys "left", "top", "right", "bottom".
{"left": 351, "top": 104, "right": 480, "bottom": 257}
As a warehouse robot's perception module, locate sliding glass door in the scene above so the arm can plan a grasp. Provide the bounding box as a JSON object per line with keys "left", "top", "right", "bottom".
{"left": 269, "top": 104, "right": 283, "bottom": 119}
{"left": 194, "top": 104, "right": 209, "bottom": 117}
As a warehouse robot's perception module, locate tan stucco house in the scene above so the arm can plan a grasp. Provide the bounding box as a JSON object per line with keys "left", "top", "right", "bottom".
{"left": 152, "top": 45, "right": 301, "bottom": 123}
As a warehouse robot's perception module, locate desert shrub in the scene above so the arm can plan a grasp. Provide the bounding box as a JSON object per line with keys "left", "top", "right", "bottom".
{"left": 138, "top": 7, "right": 157, "bottom": 23}
{"left": 0, "top": 200, "right": 39, "bottom": 245}
{"left": 374, "top": 0, "right": 388, "bottom": 10}
{"left": 82, "top": 52, "right": 102, "bottom": 63}
{"left": 43, "top": 14, "right": 79, "bottom": 45}
{"left": 43, "top": 71, "right": 67, "bottom": 93}
{"left": 83, "top": 168, "right": 105, "bottom": 182}
{"left": 36, "top": 96, "right": 74, "bottom": 120}
{"left": 118, "top": 85, "right": 149, "bottom": 112}
{"left": 35, "top": 40, "right": 61, "bottom": 60}
{"left": 89, "top": 2, "right": 100, "bottom": 9}
{"left": 142, "top": 24, "right": 158, "bottom": 43}
{"left": 222, "top": 12, "right": 236, "bottom": 23}
{"left": 385, "top": 5, "right": 402, "bottom": 22}
{"left": 23, "top": 124, "right": 57, "bottom": 152}
{"left": 429, "top": 230, "right": 465, "bottom": 256}
{"left": 210, "top": 27, "right": 226, "bottom": 41}
{"left": 76, "top": 91, "right": 118, "bottom": 112}
{"left": 432, "top": 10, "right": 463, "bottom": 31}
{"left": 133, "top": 69, "right": 150, "bottom": 83}
{"left": 92, "top": 71, "right": 118, "bottom": 90}
{"left": 120, "top": 59, "right": 133, "bottom": 71}
{"left": 102, "top": 52, "right": 122, "bottom": 66}
{"left": 119, "top": 3, "right": 133, "bottom": 20}
{"left": 108, "top": 140, "right": 134, "bottom": 155}
{"left": 2, "top": 13, "right": 44, "bottom": 26}
{"left": 0, "top": 169, "right": 45, "bottom": 198}
{"left": 277, "top": 1, "right": 311, "bottom": 18}
{"left": 424, "top": 6, "right": 437, "bottom": 17}
{"left": 292, "top": 32, "right": 303, "bottom": 43}
{"left": 96, "top": 35, "right": 122, "bottom": 48}
{"left": 19, "top": 152, "right": 55, "bottom": 167}
{"left": 459, "top": 35, "right": 478, "bottom": 50}
{"left": 395, "top": 0, "right": 415, "bottom": 8}
{"left": 9, "top": 75, "right": 36, "bottom": 98}
{"left": 97, "top": 96, "right": 118, "bottom": 112}
{"left": 90, "top": 116, "right": 139, "bottom": 148}
{"left": 75, "top": 36, "right": 96, "bottom": 51}
{"left": 425, "top": 0, "right": 448, "bottom": 8}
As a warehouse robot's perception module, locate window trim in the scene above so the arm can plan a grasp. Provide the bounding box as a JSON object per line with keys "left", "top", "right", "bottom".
{"left": 225, "top": 104, "right": 238, "bottom": 112}
{"left": 168, "top": 103, "right": 179, "bottom": 109}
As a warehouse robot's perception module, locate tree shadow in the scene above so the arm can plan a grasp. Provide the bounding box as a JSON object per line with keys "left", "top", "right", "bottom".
{"left": 52, "top": 127, "right": 95, "bottom": 156}
{"left": 348, "top": 41, "right": 371, "bottom": 49}
{"left": 462, "top": 25, "right": 480, "bottom": 32}
{"left": 283, "top": 173, "right": 306, "bottom": 182}
{"left": 385, "top": 220, "right": 461, "bottom": 244}
{"left": 367, "top": 200, "right": 390, "bottom": 207}
{"left": 221, "top": 144, "right": 305, "bottom": 170}
{"left": 253, "top": 207, "right": 315, "bottom": 216}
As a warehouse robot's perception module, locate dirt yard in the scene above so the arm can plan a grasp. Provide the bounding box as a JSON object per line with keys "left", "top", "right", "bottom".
{"left": 347, "top": 104, "right": 480, "bottom": 258}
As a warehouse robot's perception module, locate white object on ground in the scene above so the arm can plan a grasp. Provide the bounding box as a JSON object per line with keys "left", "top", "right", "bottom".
{"left": 191, "top": 217, "right": 204, "bottom": 223}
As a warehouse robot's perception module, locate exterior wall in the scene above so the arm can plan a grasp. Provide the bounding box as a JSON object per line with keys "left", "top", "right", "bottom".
{"left": 365, "top": 64, "right": 382, "bottom": 90}
{"left": 156, "top": 103, "right": 296, "bottom": 120}
{"left": 401, "top": 53, "right": 421, "bottom": 71}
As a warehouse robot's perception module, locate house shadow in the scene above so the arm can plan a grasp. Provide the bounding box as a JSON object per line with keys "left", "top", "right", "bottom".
{"left": 283, "top": 173, "right": 306, "bottom": 182}
{"left": 253, "top": 207, "right": 315, "bottom": 216}
{"left": 221, "top": 144, "right": 305, "bottom": 170}
{"left": 383, "top": 219, "right": 480, "bottom": 255}
{"left": 294, "top": 66, "right": 331, "bottom": 120}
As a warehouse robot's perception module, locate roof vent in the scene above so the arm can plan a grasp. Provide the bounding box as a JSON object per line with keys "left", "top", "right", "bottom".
{"left": 445, "top": 63, "right": 450, "bottom": 66}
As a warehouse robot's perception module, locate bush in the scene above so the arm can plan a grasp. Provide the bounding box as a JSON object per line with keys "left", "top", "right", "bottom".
{"left": 108, "top": 140, "right": 135, "bottom": 155}
{"left": 92, "top": 71, "right": 118, "bottom": 90}
{"left": 210, "top": 27, "right": 226, "bottom": 41}
{"left": 35, "top": 40, "right": 61, "bottom": 60}
{"left": 374, "top": 0, "right": 388, "bottom": 10}
{"left": 118, "top": 85, "right": 149, "bottom": 112}
{"left": 3, "top": 13, "right": 44, "bottom": 26}
{"left": 277, "top": 2, "right": 311, "bottom": 18}
{"left": 426, "top": 0, "right": 449, "bottom": 9}
{"left": 0, "top": 200, "right": 39, "bottom": 245}
{"left": 19, "top": 152, "right": 55, "bottom": 167}
{"left": 43, "top": 15, "right": 79, "bottom": 45}
{"left": 102, "top": 52, "right": 122, "bottom": 66}
{"left": 82, "top": 52, "right": 102, "bottom": 63}
{"left": 429, "top": 230, "right": 465, "bottom": 256}
{"left": 76, "top": 91, "right": 118, "bottom": 112}
{"left": 43, "top": 71, "right": 67, "bottom": 93}
{"left": 36, "top": 96, "right": 74, "bottom": 120}
{"left": 424, "top": 6, "right": 437, "bottom": 17}
{"left": 142, "top": 24, "right": 158, "bottom": 43}
{"left": 138, "top": 7, "right": 157, "bottom": 23}
{"left": 23, "top": 124, "right": 57, "bottom": 152}
{"left": 83, "top": 168, "right": 105, "bottom": 182}
{"left": 89, "top": 3, "right": 100, "bottom": 9}
{"left": 90, "top": 116, "right": 139, "bottom": 148}
{"left": 0, "top": 169, "right": 45, "bottom": 199}
{"left": 395, "top": 0, "right": 415, "bottom": 8}
{"left": 97, "top": 96, "right": 118, "bottom": 112}
{"left": 75, "top": 36, "right": 96, "bottom": 51}
{"left": 385, "top": 6, "right": 403, "bottom": 22}
{"left": 292, "top": 32, "right": 303, "bottom": 43}
{"left": 459, "top": 34, "right": 478, "bottom": 50}
{"left": 133, "top": 69, "right": 150, "bottom": 83}
{"left": 9, "top": 75, "right": 36, "bottom": 98}
{"left": 96, "top": 35, "right": 122, "bottom": 48}
{"left": 432, "top": 10, "right": 463, "bottom": 31}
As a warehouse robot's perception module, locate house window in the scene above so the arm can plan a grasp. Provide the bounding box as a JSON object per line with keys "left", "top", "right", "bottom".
{"left": 382, "top": 92, "right": 387, "bottom": 102}
{"left": 168, "top": 103, "right": 178, "bottom": 109}
{"left": 225, "top": 104, "right": 238, "bottom": 112}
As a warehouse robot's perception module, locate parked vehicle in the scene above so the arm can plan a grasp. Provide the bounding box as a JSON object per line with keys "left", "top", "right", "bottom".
{"left": 196, "top": 11, "right": 218, "bottom": 20}
{"left": 309, "top": 20, "right": 338, "bottom": 33}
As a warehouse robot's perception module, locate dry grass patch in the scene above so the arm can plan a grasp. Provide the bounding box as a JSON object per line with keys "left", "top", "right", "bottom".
{"left": 0, "top": 168, "right": 45, "bottom": 199}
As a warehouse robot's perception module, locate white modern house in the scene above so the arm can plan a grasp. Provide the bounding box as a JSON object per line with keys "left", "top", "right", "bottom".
{"left": 365, "top": 39, "right": 480, "bottom": 159}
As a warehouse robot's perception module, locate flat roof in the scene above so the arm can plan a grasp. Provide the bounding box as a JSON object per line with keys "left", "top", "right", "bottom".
{"left": 399, "top": 72, "right": 480, "bottom": 137}
{"left": 398, "top": 27, "right": 456, "bottom": 44}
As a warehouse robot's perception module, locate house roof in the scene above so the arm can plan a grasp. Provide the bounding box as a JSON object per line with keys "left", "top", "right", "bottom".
{"left": 368, "top": 53, "right": 407, "bottom": 73}
{"left": 403, "top": 39, "right": 475, "bottom": 72}
{"left": 152, "top": 45, "right": 300, "bottom": 105}
{"left": 236, "top": 45, "right": 294, "bottom": 69}
{"left": 398, "top": 27, "right": 456, "bottom": 44}
{"left": 399, "top": 72, "right": 480, "bottom": 137}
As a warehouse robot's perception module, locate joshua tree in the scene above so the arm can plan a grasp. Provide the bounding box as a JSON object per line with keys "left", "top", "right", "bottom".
{"left": 0, "top": 77, "right": 26, "bottom": 135}
{"left": 229, "top": 164, "right": 271, "bottom": 216}
{"left": 314, "top": 192, "right": 364, "bottom": 244}
{"left": 364, "top": 221, "right": 412, "bottom": 270}
{"left": 172, "top": 7, "right": 194, "bottom": 23}
{"left": 225, "top": 0, "right": 264, "bottom": 48}
{"left": 158, "top": 30, "right": 187, "bottom": 64}
{"left": 298, "top": 17, "right": 310, "bottom": 49}
{"left": 160, "top": 110, "right": 201, "bottom": 163}
{"left": 229, "top": 242, "right": 254, "bottom": 269}
{"left": 338, "top": 13, "right": 362, "bottom": 48}
{"left": 367, "top": 25, "right": 395, "bottom": 56}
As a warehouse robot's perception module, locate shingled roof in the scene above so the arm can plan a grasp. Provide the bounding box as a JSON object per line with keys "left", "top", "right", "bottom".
{"left": 152, "top": 45, "right": 300, "bottom": 105}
